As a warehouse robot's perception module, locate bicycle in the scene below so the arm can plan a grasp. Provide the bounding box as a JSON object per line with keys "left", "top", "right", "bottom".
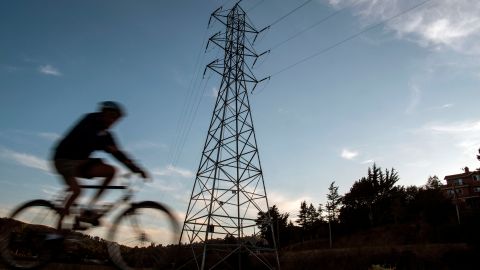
{"left": 0, "top": 173, "right": 180, "bottom": 270}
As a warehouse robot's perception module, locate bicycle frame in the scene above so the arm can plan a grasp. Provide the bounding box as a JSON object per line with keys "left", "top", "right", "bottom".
{"left": 53, "top": 173, "right": 142, "bottom": 228}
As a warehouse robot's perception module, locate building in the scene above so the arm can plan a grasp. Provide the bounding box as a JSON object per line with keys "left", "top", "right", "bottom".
{"left": 442, "top": 167, "right": 480, "bottom": 207}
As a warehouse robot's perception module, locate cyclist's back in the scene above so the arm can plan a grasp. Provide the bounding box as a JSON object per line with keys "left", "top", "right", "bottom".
{"left": 54, "top": 112, "right": 116, "bottom": 161}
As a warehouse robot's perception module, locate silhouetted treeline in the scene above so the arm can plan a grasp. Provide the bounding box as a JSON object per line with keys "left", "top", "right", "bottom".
{"left": 256, "top": 164, "right": 480, "bottom": 249}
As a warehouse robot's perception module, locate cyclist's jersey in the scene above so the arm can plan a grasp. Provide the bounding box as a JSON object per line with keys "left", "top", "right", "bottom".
{"left": 53, "top": 112, "right": 118, "bottom": 160}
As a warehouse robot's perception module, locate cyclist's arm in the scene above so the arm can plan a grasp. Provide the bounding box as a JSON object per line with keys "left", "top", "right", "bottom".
{"left": 106, "top": 145, "right": 143, "bottom": 173}
{"left": 102, "top": 133, "right": 146, "bottom": 177}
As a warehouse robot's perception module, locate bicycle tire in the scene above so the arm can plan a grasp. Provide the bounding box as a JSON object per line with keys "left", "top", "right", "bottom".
{"left": 0, "top": 200, "right": 61, "bottom": 269}
{"left": 107, "top": 201, "right": 180, "bottom": 270}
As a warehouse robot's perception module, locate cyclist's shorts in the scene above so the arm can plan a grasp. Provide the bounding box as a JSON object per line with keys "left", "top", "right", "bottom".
{"left": 54, "top": 158, "right": 104, "bottom": 179}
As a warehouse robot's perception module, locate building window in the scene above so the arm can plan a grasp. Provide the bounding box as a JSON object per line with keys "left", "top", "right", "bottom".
{"left": 456, "top": 189, "right": 463, "bottom": 194}
{"left": 474, "top": 187, "right": 480, "bottom": 192}
{"left": 474, "top": 175, "right": 480, "bottom": 181}
{"left": 454, "top": 179, "right": 463, "bottom": 185}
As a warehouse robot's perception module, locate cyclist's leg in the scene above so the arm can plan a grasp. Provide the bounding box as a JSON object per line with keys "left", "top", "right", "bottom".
{"left": 80, "top": 158, "right": 116, "bottom": 208}
{"left": 54, "top": 160, "right": 83, "bottom": 217}
{"left": 63, "top": 175, "right": 81, "bottom": 215}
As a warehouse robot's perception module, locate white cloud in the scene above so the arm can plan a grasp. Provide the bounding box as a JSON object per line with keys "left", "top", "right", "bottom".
{"left": 328, "top": 0, "right": 480, "bottom": 55}
{"left": 424, "top": 120, "right": 480, "bottom": 134}
{"left": 0, "top": 148, "right": 51, "bottom": 173}
{"left": 146, "top": 179, "right": 183, "bottom": 193}
{"left": 41, "top": 185, "right": 62, "bottom": 196}
{"left": 39, "top": 64, "right": 62, "bottom": 76}
{"left": 1, "top": 65, "right": 19, "bottom": 72}
{"left": 386, "top": 119, "right": 480, "bottom": 186}
{"left": 277, "top": 107, "right": 292, "bottom": 115}
{"left": 268, "top": 191, "right": 314, "bottom": 221}
{"left": 426, "top": 103, "right": 455, "bottom": 112}
{"left": 421, "top": 119, "right": 480, "bottom": 155}
{"left": 361, "top": 159, "right": 375, "bottom": 164}
{"left": 126, "top": 141, "right": 167, "bottom": 152}
{"left": 38, "top": 132, "right": 60, "bottom": 141}
{"left": 341, "top": 148, "right": 358, "bottom": 160}
{"left": 152, "top": 164, "right": 194, "bottom": 178}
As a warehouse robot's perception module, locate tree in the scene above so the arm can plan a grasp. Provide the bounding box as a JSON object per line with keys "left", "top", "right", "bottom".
{"left": 326, "top": 181, "right": 342, "bottom": 248}
{"left": 296, "top": 201, "right": 317, "bottom": 241}
{"left": 306, "top": 203, "right": 319, "bottom": 227}
{"left": 425, "top": 175, "right": 442, "bottom": 190}
{"left": 296, "top": 201, "right": 308, "bottom": 228}
{"left": 317, "top": 203, "right": 324, "bottom": 222}
{"left": 256, "top": 205, "right": 289, "bottom": 247}
{"left": 326, "top": 181, "right": 342, "bottom": 222}
{"left": 339, "top": 164, "right": 401, "bottom": 228}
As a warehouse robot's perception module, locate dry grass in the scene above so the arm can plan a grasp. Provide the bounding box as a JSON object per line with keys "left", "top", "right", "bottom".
{"left": 280, "top": 243, "right": 474, "bottom": 270}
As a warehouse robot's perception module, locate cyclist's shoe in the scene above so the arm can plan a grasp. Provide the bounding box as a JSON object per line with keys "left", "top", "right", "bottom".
{"left": 76, "top": 209, "right": 101, "bottom": 226}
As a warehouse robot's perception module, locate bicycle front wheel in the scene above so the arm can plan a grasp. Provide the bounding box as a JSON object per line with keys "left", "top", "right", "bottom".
{"left": 0, "top": 200, "right": 61, "bottom": 269}
{"left": 107, "top": 201, "right": 179, "bottom": 270}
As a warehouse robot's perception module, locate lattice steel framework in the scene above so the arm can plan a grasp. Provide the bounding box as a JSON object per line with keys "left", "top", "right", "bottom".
{"left": 179, "top": 3, "right": 279, "bottom": 270}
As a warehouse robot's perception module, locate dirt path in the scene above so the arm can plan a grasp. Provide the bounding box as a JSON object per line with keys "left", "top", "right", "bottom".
{"left": 0, "top": 262, "right": 116, "bottom": 270}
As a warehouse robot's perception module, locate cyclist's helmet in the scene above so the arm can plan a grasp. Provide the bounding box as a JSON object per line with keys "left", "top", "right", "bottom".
{"left": 99, "top": 101, "right": 125, "bottom": 117}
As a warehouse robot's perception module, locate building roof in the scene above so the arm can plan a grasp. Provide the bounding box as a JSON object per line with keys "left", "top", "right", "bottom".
{"left": 444, "top": 168, "right": 480, "bottom": 180}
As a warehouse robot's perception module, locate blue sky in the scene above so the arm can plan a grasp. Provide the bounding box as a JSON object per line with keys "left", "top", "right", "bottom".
{"left": 1, "top": 0, "right": 480, "bottom": 233}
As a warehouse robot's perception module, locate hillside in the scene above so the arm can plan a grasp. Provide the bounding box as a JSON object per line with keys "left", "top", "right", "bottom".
{"left": 2, "top": 218, "right": 479, "bottom": 269}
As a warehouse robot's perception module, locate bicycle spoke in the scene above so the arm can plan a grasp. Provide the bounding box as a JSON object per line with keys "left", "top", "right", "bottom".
{"left": 108, "top": 203, "right": 179, "bottom": 270}
{"left": 0, "top": 201, "right": 60, "bottom": 269}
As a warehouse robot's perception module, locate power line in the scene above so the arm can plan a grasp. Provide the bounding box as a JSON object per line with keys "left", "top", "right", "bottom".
{"left": 170, "top": 48, "right": 222, "bottom": 166}
{"left": 246, "top": 0, "right": 266, "bottom": 12}
{"left": 271, "top": 8, "right": 345, "bottom": 50}
{"left": 271, "top": 0, "right": 434, "bottom": 77}
{"left": 168, "top": 20, "right": 223, "bottom": 166}
{"left": 270, "top": 0, "right": 315, "bottom": 27}
{"left": 170, "top": 56, "right": 217, "bottom": 167}
{"left": 172, "top": 73, "right": 213, "bottom": 166}
{"left": 168, "top": 27, "right": 209, "bottom": 165}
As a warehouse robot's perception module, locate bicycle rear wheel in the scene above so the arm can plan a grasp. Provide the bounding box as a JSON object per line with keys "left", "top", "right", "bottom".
{"left": 107, "top": 201, "right": 179, "bottom": 270}
{"left": 0, "top": 200, "right": 61, "bottom": 269}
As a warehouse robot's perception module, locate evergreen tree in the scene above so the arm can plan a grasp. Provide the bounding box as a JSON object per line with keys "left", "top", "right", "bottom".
{"left": 296, "top": 201, "right": 308, "bottom": 228}
{"left": 317, "top": 203, "right": 324, "bottom": 222}
{"left": 326, "top": 181, "right": 342, "bottom": 248}
{"left": 256, "top": 205, "right": 289, "bottom": 247}
{"left": 306, "top": 203, "right": 319, "bottom": 227}
{"left": 296, "top": 201, "right": 309, "bottom": 242}
{"left": 326, "top": 181, "right": 342, "bottom": 222}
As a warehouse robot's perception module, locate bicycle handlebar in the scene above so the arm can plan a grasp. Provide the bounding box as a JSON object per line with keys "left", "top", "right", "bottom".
{"left": 79, "top": 185, "right": 127, "bottom": 189}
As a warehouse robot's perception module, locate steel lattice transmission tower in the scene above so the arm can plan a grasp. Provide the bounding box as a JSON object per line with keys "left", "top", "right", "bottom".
{"left": 179, "top": 3, "right": 279, "bottom": 270}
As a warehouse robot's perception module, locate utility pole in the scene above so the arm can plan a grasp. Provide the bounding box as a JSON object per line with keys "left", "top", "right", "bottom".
{"left": 179, "top": 3, "right": 279, "bottom": 270}
{"left": 453, "top": 182, "right": 461, "bottom": 225}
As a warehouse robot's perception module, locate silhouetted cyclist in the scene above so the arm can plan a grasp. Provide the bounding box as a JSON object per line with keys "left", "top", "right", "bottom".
{"left": 52, "top": 101, "right": 149, "bottom": 225}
